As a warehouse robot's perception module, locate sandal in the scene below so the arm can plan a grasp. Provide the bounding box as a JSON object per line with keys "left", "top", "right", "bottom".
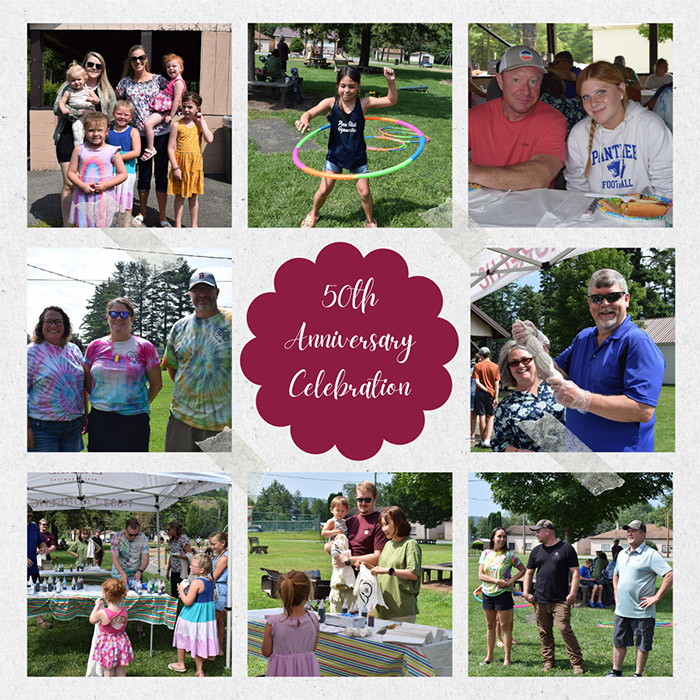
{"left": 301, "top": 212, "right": 319, "bottom": 228}
{"left": 140, "top": 147, "right": 157, "bottom": 161}
{"left": 35, "top": 618, "right": 53, "bottom": 629}
{"left": 159, "top": 220, "right": 173, "bottom": 228}
{"left": 364, "top": 218, "right": 378, "bottom": 228}
{"left": 479, "top": 659, "right": 492, "bottom": 666}
{"left": 131, "top": 214, "right": 145, "bottom": 227}
{"left": 167, "top": 663, "right": 186, "bottom": 673}
{"left": 195, "top": 671, "right": 205, "bottom": 677}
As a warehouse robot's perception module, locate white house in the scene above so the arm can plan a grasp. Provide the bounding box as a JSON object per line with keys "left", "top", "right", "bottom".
{"left": 589, "top": 24, "right": 673, "bottom": 73}
{"left": 590, "top": 525, "right": 673, "bottom": 557}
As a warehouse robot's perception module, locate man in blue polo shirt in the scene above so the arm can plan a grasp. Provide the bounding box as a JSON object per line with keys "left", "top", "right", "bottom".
{"left": 605, "top": 520, "right": 673, "bottom": 677}
{"left": 517, "top": 269, "right": 664, "bottom": 451}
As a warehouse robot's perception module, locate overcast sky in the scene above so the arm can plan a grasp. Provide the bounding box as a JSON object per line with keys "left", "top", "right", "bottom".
{"left": 250, "top": 472, "right": 395, "bottom": 502}
{"left": 26, "top": 247, "right": 232, "bottom": 337}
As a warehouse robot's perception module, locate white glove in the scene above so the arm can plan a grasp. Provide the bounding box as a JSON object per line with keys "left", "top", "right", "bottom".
{"left": 512, "top": 319, "right": 550, "bottom": 348}
{"left": 547, "top": 376, "right": 591, "bottom": 413}
{"left": 513, "top": 319, "right": 559, "bottom": 379}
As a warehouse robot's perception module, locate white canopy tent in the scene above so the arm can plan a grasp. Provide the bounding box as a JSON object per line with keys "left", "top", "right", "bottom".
{"left": 27, "top": 472, "right": 232, "bottom": 668}
{"left": 471, "top": 248, "right": 598, "bottom": 301}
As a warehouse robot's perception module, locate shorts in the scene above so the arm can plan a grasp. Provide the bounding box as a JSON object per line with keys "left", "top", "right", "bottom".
{"left": 164, "top": 413, "right": 222, "bottom": 452}
{"left": 87, "top": 408, "right": 150, "bottom": 452}
{"left": 56, "top": 122, "right": 76, "bottom": 163}
{"left": 323, "top": 159, "right": 370, "bottom": 174}
{"left": 612, "top": 615, "right": 656, "bottom": 652}
{"left": 482, "top": 591, "right": 514, "bottom": 611}
{"left": 473, "top": 389, "right": 495, "bottom": 416}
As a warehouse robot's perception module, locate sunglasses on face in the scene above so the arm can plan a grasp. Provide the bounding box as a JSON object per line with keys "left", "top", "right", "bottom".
{"left": 130, "top": 54, "right": 147, "bottom": 63}
{"left": 508, "top": 356, "right": 533, "bottom": 368}
{"left": 85, "top": 61, "right": 102, "bottom": 69}
{"left": 588, "top": 292, "right": 626, "bottom": 304}
{"left": 126, "top": 531, "right": 139, "bottom": 539}
{"left": 109, "top": 311, "right": 131, "bottom": 319}
{"left": 356, "top": 497, "right": 373, "bottom": 503}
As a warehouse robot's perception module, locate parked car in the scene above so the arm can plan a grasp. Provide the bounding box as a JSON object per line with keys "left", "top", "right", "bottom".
{"left": 248, "top": 524, "right": 263, "bottom": 532}
{"left": 418, "top": 58, "right": 432, "bottom": 68}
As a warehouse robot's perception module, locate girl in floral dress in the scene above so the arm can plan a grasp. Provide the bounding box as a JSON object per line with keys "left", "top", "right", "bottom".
{"left": 89, "top": 578, "right": 134, "bottom": 677}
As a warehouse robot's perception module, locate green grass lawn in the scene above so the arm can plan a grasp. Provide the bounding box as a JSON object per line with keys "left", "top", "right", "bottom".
{"left": 27, "top": 549, "right": 230, "bottom": 677}
{"left": 467, "top": 556, "right": 673, "bottom": 677}
{"left": 248, "top": 60, "right": 452, "bottom": 228}
{"left": 248, "top": 531, "right": 453, "bottom": 676}
{"left": 472, "top": 385, "right": 675, "bottom": 453}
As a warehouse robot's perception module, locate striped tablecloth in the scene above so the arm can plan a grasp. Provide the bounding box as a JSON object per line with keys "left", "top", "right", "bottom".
{"left": 248, "top": 609, "right": 452, "bottom": 676}
{"left": 27, "top": 586, "right": 178, "bottom": 629}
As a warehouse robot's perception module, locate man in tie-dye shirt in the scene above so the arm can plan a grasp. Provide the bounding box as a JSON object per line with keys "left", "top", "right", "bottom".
{"left": 162, "top": 271, "right": 232, "bottom": 451}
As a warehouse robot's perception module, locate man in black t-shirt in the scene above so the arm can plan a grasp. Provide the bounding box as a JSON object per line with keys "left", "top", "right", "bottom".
{"left": 523, "top": 519, "right": 584, "bottom": 674}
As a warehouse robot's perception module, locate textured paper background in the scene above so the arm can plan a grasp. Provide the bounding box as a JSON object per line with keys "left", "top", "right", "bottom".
{"left": 3, "top": 2, "right": 696, "bottom": 697}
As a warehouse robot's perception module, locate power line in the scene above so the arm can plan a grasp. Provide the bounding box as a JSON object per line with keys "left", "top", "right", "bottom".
{"left": 27, "top": 264, "right": 97, "bottom": 286}
{"left": 102, "top": 247, "right": 231, "bottom": 260}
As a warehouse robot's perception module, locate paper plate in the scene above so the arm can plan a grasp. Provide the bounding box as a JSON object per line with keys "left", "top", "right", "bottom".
{"left": 468, "top": 183, "right": 482, "bottom": 192}
{"left": 597, "top": 194, "right": 672, "bottom": 221}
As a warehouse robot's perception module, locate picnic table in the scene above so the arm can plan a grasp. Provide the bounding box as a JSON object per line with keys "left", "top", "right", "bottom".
{"left": 422, "top": 562, "right": 453, "bottom": 585}
{"left": 469, "top": 187, "right": 671, "bottom": 227}
{"left": 248, "top": 608, "right": 452, "bottom": 676}
{"left": 305, "top": 57, "right": 330, "bottom": 69}
{"left": 28, "top": 584, "right": 178, "bottom": 656}
{"left": 248, "top": 79, "right": 292, "bottom": 107}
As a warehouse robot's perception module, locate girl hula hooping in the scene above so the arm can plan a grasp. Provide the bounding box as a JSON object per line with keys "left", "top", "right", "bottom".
{"left": 167, "top": 92, "right": 213, "bottom": 228}
{"left": 295, "top": 66, "right": 397, "bottom": 228}
{"left": 262, "top": 570, "right": 320, "bottom": 676}
{"left": 142, "top": 54, "right": 187, "bottom": 161}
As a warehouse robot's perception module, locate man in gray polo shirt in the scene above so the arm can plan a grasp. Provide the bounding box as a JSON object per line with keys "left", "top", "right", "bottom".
{"left": 606, "top": 519, "right": 673, "bottom": 677}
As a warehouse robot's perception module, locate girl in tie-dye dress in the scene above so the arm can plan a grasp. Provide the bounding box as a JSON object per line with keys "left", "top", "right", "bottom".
{"left": 169, "top": 553, "right": 219, "bottom": 676}
{"left": 67, "top": 112, "right": 127, "bottom": 227}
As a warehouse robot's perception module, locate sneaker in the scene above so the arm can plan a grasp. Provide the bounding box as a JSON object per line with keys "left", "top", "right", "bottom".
{"left": 604, "top": 670, "right": 623, "bottom": 677}
{"left": 573, "top": 666, "right": 585, "bottom": 675}
{"left": 543, "top": 663, "right": 554, "bottom": 672}
{"left": 131, "top": 213, "right": 145, "bottom": 227}
{"left": 596, "top": 602, "right": 605, "bottom": 608}
{"left": 480, "top": 441, "right": 491, "bottom": 448}
{"left": 589, "top": 601, "right": 596, "bottom": 608}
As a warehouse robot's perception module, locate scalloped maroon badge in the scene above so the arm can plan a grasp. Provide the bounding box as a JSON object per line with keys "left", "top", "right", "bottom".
{"left": 240, "top": 242, "right": 458, "bottom": 460}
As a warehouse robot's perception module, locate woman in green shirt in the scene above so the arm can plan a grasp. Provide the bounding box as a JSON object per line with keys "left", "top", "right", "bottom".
{"left": 68, "top": 528, "right": 92, "bottom": 567}
{"left": 371, "top": 506, "right": 422, "bottom": 622}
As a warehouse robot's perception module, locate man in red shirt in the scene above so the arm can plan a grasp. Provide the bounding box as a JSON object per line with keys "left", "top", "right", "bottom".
{"left": 472, "top": 347, "right": 500, "bottom": 448}
{"left": 329, "top": 480, "right": 388, "bottom": 612}
{"left": 469, "top": 45, "right": 567, "bottom": 191}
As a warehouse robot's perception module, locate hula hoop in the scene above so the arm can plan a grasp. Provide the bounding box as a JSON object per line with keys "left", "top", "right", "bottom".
{"left": 292, "top": 116, "right": 426, "bottom": 180}
{"left": 596, "top": 622, "right": 673, "bottom": 628}
{"left": 473, "top": 585, "right": 532, "bottom": 609}
{"left": 379, "top": 125, "right": 431, "bottom": 143}
{"left": 365, "top": 135, "right": 406, "bottom": 152}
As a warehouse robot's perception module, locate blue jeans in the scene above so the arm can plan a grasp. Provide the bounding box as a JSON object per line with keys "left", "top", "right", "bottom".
{"left": 323, "top": 159, "right": 369, "bottom": 174}
{"left": 28, "top": 417, "right": 83, "bottom": 452}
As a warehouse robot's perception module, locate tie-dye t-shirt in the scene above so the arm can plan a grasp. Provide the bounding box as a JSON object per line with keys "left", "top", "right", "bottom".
{"left": 111, "top": 531, "right": 150, "bottom": 577}
{"left": 479, "top": 549, "right": 522, "bottom": 596}
{"left": 27, "top": 342, "right": 85, "bottom": 421}
{"left": 162, "top": 310, "right": 232, "bottom": 431}
{"left": 85, "top": 335, "right": 160, "bottom": 416}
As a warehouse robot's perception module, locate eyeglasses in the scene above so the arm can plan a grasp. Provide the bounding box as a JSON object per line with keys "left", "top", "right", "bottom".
{"left": 588, "top": 292, "right": 626, "bottom": 304}
{"left": 109, "top": 310, "right": 131, "bottom": 319}
{"left": 508, "top": 356, "right": 533, "bottom": 368}
{"left": 125, "top": 531, "right": 139, "bottom": 539}
{"left": 356, "top": 497, "right": 373, "bottom": 504}
{"left": 85, "top": 61, "right": 102, "bottom": 69}
{"left": 130, "top": 54, "right": 147, "bottom": 64}
{"left": 44, "top": 319, "right": 64, "bottom": 326}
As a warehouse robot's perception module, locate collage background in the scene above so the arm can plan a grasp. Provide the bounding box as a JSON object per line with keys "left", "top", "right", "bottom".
{"left": 3, "top": 2, "right": 697, "bottom": 697}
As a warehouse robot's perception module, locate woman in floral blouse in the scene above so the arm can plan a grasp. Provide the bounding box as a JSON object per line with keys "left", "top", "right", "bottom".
{"left": 116, "top": 45, "right": 172, "bottom": 227}
{"left": 491, "top": 340, "right": 565, "bottom": 452}
{"left": 165, "top": 521, "right": 192, "bottom": 597}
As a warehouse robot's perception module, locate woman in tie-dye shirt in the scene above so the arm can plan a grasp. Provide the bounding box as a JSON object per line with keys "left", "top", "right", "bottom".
{"left": 27, "top": 306, "right": 88, "bottom": 452}
{"left": 84, "top": 297, "right": 162, "bottom": 452}
{"left": 477, "top": 527, "right": 526, "bottom": 667}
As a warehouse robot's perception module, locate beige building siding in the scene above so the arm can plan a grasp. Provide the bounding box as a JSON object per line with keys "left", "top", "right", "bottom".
{"left": 201, "top": 30, "right": 231, "bottom": 116}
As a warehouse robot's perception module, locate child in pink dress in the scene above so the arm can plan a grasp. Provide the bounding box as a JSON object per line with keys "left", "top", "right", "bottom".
{"left": 262, "top": 570, "right": 320, "bottom": 676}
{"left": 89, "top": 578, "right": 134, "bottom": 676}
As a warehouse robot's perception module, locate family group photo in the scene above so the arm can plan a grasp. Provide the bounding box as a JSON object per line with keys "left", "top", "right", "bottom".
{"left": 28, "top": 23, "right": 232, "bottom": 228}
{"left": 26, "top": 247, "right": 232, "bottom": 453}
{"left": 27, "top": 472, "right": 232, "bottom": 677}
{"left": 246, "top": 472, "right": 453, "bottom": 676}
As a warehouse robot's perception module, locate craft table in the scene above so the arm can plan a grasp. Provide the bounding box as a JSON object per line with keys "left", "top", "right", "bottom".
{"left": 39, "top": 567, "right": 110, "bottom": 585}
{"left": 248, "top": 608, "right": 452, "bottom": 677}
{"left": 469, "top": 187, "right": 671, "bottom": 228}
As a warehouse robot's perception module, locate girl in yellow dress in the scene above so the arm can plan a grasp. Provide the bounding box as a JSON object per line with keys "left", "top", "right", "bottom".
{"left": 167, "top": 92, "right": 214, "bottom": 227}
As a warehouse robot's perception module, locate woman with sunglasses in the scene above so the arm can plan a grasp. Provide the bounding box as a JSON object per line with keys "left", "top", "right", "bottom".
{"left": 53, "top": 52, "right": 116, "bottom": 227}
{"left": 84, "top": 297, "right": 162, "bottom": 451}
{"left": 490, "top": 340, "right": 565, "bottom": 452}
{"left": 27, "top": 306, "right": 89, "bottom": 452}
{"left": 116, "top": 45, "right": 172, "bottom": 227}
